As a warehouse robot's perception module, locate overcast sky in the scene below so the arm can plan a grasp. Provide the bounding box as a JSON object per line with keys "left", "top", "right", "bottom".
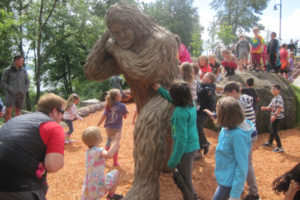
{"left": 142, "top": 0, "right": 300, "bottom": 44}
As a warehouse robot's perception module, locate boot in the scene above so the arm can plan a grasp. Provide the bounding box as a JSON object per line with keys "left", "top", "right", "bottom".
{"left": 113, "top": 151, "right": 120, "bottom": 166}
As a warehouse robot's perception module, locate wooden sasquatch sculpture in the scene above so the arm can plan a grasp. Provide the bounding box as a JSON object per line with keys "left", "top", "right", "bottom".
{"left": 84, "top": 3, "right": 180, "bottom": 200}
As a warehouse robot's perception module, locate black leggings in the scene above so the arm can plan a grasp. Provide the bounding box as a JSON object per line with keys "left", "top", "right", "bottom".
{"left": 269, "top": 118, "right": 282, "bottom": 147}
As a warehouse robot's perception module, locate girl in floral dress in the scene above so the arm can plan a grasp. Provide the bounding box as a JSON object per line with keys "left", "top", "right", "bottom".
{"left": 81, "top": 126, "right": 123, "bottom": 200}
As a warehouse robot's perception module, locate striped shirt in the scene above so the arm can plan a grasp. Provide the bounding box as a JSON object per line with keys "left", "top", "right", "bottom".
{"left": 268, "top": 94, "right": 284, "bottom": 119}
{"left": 239, "top": 94, "right": 256, "bottom": 128}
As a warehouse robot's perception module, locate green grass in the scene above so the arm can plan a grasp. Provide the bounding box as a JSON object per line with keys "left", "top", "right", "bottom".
{"left": 291, "top": 84, "right": 300, "bottom": 126}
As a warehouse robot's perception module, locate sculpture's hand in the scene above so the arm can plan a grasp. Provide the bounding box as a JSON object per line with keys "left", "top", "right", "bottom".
{"left": 106, "top": 37, "right": 117, "bottom": 54}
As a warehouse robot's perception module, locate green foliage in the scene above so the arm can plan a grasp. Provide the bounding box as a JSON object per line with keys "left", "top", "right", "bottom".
{"left": 190, "top": 31, "right": 202, "bottom": 57}
{"left": 217, "top": 22, "right": 236, "bottom": 47}
{"left": 291, "top": 84, "right": 300, "bottom": 126}
{"left": 143, "top": 0, "right": 202, "bottom": 48}
{"left": 210, "top": 0, "right": 269, "bottom": 36}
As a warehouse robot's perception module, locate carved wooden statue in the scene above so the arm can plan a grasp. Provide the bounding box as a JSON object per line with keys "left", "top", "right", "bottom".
{"left": 84, "top": 3, "right": 180, "bottom": 199}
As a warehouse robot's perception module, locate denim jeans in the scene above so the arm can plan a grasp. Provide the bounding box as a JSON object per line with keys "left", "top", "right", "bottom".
{"left": 212, "top": 185, "right": 231, "bottom": 200}
{"left": 64, "top": 119, "right": 73, "bottom": 136}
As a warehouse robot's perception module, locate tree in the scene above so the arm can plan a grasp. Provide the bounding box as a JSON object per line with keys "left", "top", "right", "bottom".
{"left": 210, "top": 0, "right": 269, "bottom": 36}
{"left": 143, "top": 0, "right": 202, "bottom": 48}
{"left": 217, "top": 22, "right": 235, "bottom": 47}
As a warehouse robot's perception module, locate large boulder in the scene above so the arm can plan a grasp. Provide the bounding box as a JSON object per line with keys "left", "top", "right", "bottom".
{"left": 218, "top": 71, "right": 296, "bottom": 133}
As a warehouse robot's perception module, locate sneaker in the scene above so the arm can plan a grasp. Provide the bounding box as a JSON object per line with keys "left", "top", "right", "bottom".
{"left": 68, "top": 139, "right": 76, "bottom": 143}
{"left": 263, "top": 142, "right": 272, "bottom": 146}
{"left": 64, "top": 140, "right": 69, "bottom": 145}
{"left": 202, "top": 142, "right": 211, "bottom": 155}
{"left": 107, "top": 194, "right": 123, "bottom": 200}
{"left": 273, "top": 147, "right": 284, "bottom": 153}
{"left": 243, "top": 194, "right": 261, "bottom": 200}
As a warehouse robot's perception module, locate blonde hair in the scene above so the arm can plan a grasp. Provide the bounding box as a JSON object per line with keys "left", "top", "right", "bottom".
{"left": 82, "top": 126, "right": 103, "bottom": 148}
{"left": 181, "top": 62, "right": 194, "bottom": 84}
{"left": 289, "top": 52, "right": 295, "bottom": 60}
{"left": 253, "top": 27, "right": 259, "bottom": 33}
{"left": 66, "top": 93, "right": 80, "bottom": 111}
{"left": 221, "top": 49, "right": 230, "bottom": 55}
{"left": 198, "top": 55, "right": 208, "bottom": 65}
{"left": 37, "top": 93, "right": 66, "bottom": 114}
{"left": 216, "top": 96, "right": 244, "bottom": 129}
{"left": 208, "top": 53, "right": 219, "bottom": 62}
{"left": 106, "top": 88, "right": 121, "bottom": 109}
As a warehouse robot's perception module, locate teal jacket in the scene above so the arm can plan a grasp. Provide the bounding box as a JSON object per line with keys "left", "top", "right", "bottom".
{"left": 215, "top": 120, "right": 253, "bottom": 199}
{"left": 157, "top": 87, "right": 200, "bottom": 168}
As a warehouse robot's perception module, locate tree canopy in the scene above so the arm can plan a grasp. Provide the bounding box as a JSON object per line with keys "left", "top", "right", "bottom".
{"left": 210, "top": 0, "right": 269, "bottom": 36}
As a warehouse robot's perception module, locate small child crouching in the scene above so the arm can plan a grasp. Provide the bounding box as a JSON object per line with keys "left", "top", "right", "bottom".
{"left": 81, "top": 126, "right": 123, "bottom": 200}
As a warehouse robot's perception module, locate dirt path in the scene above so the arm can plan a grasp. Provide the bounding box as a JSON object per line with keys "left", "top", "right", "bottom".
{"left": 47, "top": 103, "right": 300, "bottom": 200}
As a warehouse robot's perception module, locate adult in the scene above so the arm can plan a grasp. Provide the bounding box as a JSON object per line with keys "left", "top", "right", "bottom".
{"left": 175, "top": 35, "right": 192, "bottom": 64}
{"left": 109, "top": 74, "right": 124, "bottom": 93}
{"left": 287, "top": 39, "right": 296, "bottom": 53}
{"left": 0, "top": 93, "right": 65, "bottom": 200}
{"left": 1, "top": 55, "right": 30, "bottom": 121}
{"left": 250, "top": 27, "right": 265, "bottom": 71}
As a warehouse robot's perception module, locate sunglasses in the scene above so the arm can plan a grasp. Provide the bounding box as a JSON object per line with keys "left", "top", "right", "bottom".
{"left": 57, "top": 108, "right": 64, "bottom": 114}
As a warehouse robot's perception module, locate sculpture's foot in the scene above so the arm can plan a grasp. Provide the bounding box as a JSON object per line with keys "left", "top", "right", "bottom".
{"left": 123, "top": 181, "right": 159, "bottom": 200}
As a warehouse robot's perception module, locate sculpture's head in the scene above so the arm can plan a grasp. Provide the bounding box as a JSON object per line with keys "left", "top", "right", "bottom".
{"left": 106, "top": 2, "right": 156, "bottom": 49}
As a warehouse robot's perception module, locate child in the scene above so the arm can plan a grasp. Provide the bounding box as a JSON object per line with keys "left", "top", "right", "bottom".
{"left": 181, "top": 62, "right": 197, "bottom": 102}
{"left": 242, "top": 78, "right": 259, "bottom": 112}
{"left": 209, "top": 54, "right": 221, "bottom": 82}
{"left": 261, "top": 84, "right": 284, "bottom": 153}
{"left": 64, "top": 93, "right": 83, "bottom": 144}
{"left": 288, "top": 51, "right": 295, "bottom": 82}
{"left": 212, "top": 96, "right": 253, "bottom": 200}
{"left": 236, "top": 35, "right": 250, "bottom": 69}
{"left": 250, "top": 27, "right": 265, "bottom": 71}
{"left": 273, "top": 162, "right": 300, "bottom": 200}
{"left": 192, "top": 63, "right": 200, "bottom": 81}
{"left": 0, "top": 97, "right": 4, "bottom": 117}
{"left": 198, "top": 55, "right": 212, "bottom": 79}
{"left": 195, "top": 72, "right": 216, "bottom": 157}
{"left": 81, "top": 126, "right": 123, "bottom": 200}
{"left": 280, "top": 44, "right": 289, "bottom": 79}
{"left": 97, "top": 89, "right": 128, "bottom": 166}
{"left": 152, "top": 81, "right": 200, "bottom": 200}
{"left": 267, "top": 32, "right": 279, "bottom": 73}
{"left": 221, "top": 49, "right": 240, "bottom": 77}
{"left": 223, "top": 81, "right": 260, "bottom": 200}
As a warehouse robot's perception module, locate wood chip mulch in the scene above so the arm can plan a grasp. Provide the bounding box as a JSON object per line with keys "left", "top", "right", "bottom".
{"left": 47, "top": 103, "right": 300, "bottom": 200}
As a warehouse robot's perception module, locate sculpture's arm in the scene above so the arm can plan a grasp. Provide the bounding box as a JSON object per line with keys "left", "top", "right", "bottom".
{"left": 106, "top": 34, "right": 177, "bottom": 83}
{"left": 84, "top": 30, "right": 120, "bottom": 81}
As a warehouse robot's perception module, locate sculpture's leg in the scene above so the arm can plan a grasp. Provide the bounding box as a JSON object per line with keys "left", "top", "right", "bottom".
{"left": 123, "top": 95, "right": 173, "bottom": 200}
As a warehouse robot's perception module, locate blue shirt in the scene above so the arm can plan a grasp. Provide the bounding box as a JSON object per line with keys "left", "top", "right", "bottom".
{"left": 215, "top": 120, "right": 253, "bottom": 199}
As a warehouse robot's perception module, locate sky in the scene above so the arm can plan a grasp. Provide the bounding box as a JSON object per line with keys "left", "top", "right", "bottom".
{"left": 142, "top": 0, "right": 300, "bottom": 44}
{"left": 194, "top": 0, "right": 300, "bottom": 44}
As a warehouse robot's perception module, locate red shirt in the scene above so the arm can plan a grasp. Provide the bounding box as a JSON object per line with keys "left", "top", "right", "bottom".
{"left": 199, "top": 64, "right": 212, "bottom": 73}
{"left": 39, "top": 122, "right": 65, "bottom": 155}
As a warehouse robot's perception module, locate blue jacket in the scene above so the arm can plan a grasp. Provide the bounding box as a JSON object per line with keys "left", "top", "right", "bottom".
{"left": 157, "top": 87, "right": 200, "bottom": 168}
{"left": 215, "top": 120, "right": 253, "bottom": 199}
